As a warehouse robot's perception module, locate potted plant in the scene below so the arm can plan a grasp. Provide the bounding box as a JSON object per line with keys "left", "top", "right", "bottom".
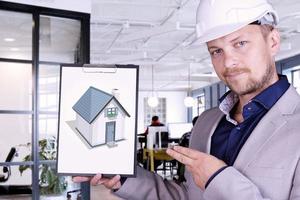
{"left": 19, "top": 137, "right": 67, "bottom": 195}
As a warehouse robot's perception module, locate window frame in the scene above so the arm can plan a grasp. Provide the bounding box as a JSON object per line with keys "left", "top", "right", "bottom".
{"left": 0, "top": 2, "right": 90, "bottom": 199}
{"left": 106, "top": 107, "right": 118, "bottom": 118}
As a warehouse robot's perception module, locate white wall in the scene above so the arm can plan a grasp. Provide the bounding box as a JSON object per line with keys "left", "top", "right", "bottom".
{"left": 138, "top": 91, "right": 188, "bottom": 133}
{"left": 4, "top": 0, "right": 91, "bottom": 13}
{"left": 75, "top": 113, "right": 92, "bottom": 144}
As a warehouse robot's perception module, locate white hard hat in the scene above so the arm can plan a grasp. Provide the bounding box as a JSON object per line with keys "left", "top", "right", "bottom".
{"left": 195, "top": 0, "right": 279, "bottom": 43}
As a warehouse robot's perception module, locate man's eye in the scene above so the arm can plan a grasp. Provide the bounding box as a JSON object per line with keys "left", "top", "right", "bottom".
{"left": 211, "top": 49, "right": 222, "bottom": 56}
{"left": 236, "top": 41, "right": 247, "bottom": 47}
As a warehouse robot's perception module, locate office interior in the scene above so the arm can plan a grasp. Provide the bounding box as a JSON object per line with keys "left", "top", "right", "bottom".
{"left": 0, "top": 0, "right": 299, "bottom": 199}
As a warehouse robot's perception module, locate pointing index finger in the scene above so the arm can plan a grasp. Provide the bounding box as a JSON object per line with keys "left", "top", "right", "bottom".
{"left": 166, "top": 148, "right": 193, "bottom": 166}
{"left": 172, "top": 146, "right": 203, "bottom": 160}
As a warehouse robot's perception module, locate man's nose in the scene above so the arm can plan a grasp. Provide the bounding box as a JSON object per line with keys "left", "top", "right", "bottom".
{"left": 223, "top": 50, "right": 238, "bottom": 68}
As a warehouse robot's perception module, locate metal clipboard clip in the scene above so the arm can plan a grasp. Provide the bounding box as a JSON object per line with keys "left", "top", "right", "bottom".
{"left": 82, "top": 64, "right": 117, "bottom": 73}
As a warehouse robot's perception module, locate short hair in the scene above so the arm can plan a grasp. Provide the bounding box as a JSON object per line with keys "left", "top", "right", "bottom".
{"left": 192, "top": 116, "right": 199, "bottom": 126}
{"left": 259, "top": 24, "right": 274, "bottom": 39}
{"left": 152, "top": 116, "right": 159, "bottom": 121}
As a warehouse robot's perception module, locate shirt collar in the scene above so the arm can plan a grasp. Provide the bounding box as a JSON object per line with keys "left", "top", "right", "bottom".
{"left": 251, "top": 75, "right": 290, "bottom": 110}
{"left": 219, "top": 75, "right": 290, "bottom": 125}
{"left": 219, "top": 91, "right": 239, "bottom": 125}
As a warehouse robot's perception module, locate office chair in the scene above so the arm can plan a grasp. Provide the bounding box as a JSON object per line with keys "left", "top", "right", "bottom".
{"left": 0, "top": 147, "right": 32, "bottom": 195}
{"left": 0, "top": 147, "right": 16, "bottom": 182}
{"left": 67, "top": 189, "right": 82, "bottom": 200}
{"left": 155, "top": 131, "right": 169, "bottom": 148}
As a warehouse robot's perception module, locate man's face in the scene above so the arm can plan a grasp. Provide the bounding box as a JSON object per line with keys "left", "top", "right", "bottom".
{"left": 207, "top": 25, "right": 279, "bottom": 96}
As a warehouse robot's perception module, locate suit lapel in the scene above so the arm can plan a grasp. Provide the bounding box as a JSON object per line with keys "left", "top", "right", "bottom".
{"left": 204, "top": 113, "right": 224, "bottom": 153}
{"left": 233, "top": 106, "right": 287, "bottom": 170}
{"left": 191, "top": 108, "right": 224, "bottom": 153}
{"left": 233, "top": 86, "right": 299, "bottom": 171}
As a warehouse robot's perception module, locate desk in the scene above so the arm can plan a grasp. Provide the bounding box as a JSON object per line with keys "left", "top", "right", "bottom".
{"left": 143, "top": 148, "right": 174, "bottom": 172}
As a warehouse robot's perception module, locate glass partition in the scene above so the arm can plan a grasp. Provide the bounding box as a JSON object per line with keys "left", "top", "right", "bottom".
{"left": 0, "top": 10, "right": 32, "bottom": 60}
{"left": 0, "top": 2, "right": 89, "bottom": 199}
{"left": 0, "top": 165, "right": 32, "bottom": 197}
{"left": 39, "top": 15, "right": 81, "bottom": 63}
{"left": 0, "top": 114, "right": 32, "bottom": 162}
{"left": 38, "top": 64, "right": 60, "bottom": 112}
{"left": 0, "top": 62, "right": 32, "bottom": 110}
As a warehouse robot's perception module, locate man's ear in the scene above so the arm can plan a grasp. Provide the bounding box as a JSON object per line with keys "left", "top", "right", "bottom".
{"left": 269, "top": 28, "right": 280, "bottom": 57}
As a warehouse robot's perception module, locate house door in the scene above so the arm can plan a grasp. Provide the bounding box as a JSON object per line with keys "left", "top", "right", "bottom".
{"left": 106, "top": 121, "right": 116, "bottom": 143}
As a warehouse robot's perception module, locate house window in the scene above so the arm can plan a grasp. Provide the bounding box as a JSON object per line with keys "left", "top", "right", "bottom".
{"left": 106, "top": 107, "right": 118, "bottom": 118}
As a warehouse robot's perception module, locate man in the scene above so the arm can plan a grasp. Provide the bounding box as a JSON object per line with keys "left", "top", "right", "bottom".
{"left": 73, "top": 0, "right": 300, "bottom": 199}
{"left": 143, "top": 115, "right": 165, "bottom": 136}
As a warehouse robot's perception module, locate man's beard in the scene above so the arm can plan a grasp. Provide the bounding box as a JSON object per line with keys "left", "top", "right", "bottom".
{"left": 226, "top": 63, "right": 275, "bottom": 96}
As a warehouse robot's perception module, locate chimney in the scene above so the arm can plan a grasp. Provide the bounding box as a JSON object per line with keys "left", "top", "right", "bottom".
{"left": 112, "top": 88, "right": 120, "bottom": 100}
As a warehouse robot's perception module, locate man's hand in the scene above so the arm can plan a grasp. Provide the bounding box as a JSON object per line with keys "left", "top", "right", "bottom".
{"left": 166, "top": 146, "right": 226, "bottom": 190}
{"left": 72, "top": 174, "right": 121, "bottom": 190}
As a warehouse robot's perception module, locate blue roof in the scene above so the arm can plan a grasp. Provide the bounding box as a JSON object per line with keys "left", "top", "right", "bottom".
{"left": 72, "top": 86, "right": 130, "bottom": 124}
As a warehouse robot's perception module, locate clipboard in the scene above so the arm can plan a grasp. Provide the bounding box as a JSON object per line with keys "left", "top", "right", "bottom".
{"left": 56, "top": 64, "right": 139, "bottom": 177}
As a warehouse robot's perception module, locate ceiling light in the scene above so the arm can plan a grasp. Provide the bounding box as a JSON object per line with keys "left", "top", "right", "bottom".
{"left": 184, "top": 96, "right": 194, "bottom": 107}
{"left": 4, "top": 38, "right": 15, "bottom": 42}
{"left": 123, "top": 21, "right": 130, "bottom": 29}
{"left": 193, "top": 72, "right": 218, "bottom": 77}
{"left": 148, "top": 96, "right": 159, "bottom": 107}
{"left": 10, "top": 47, "right": 19, "bottom": 51}
{"left": 143, "top": 51, "right": 148, "bottom": 58}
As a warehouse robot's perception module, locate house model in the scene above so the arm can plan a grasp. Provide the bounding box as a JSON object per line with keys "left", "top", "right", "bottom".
{"left": 72, "top": 86, "right": 130, "bottom": 148}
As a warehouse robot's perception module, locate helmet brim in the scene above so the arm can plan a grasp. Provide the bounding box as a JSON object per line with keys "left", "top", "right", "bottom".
{"left": 195, "top": 22, "right": 252, "bottom": 44}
